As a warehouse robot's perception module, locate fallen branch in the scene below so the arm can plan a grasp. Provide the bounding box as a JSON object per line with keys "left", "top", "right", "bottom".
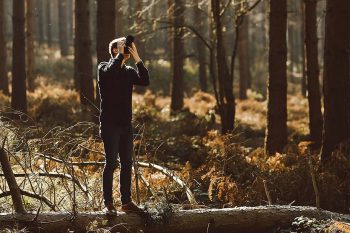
{"left": 0, "top": 172, "right": 88, "bottom": 194}
{"left": 36, "top": 153, "right": 105, "bottom": 166}
{"left": 37, "top": 154, "right": 196, "bottom": 204}
{"left": 0, "top": 206, "right": 349, "bottom": 233}
{"left": 0, "top": 190, "right": 55, "bottom": 210}
{"left": 138, "top": 162, "right": 197, "bottom": 205}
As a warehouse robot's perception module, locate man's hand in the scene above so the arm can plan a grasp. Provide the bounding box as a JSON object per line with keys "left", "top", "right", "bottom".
{"left": 117, "top": 39, "right": 125, "bottom": 55}
{"left": 128, "top": 42, "right": 141, "bottom": 64}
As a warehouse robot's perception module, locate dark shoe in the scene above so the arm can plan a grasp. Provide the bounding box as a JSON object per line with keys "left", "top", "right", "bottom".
{"left": 121, "top": 201, "right": 143, "bottom": 213}
{"left": 103, "top": 202, "right": 118, "bottom": 215}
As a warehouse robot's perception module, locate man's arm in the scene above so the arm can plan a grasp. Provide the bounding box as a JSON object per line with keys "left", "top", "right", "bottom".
{"left": 130, "top": 61, "right": 150, "bottom": 86}
{"left": 127, "top": 42, "right": 149, "bottom": 86}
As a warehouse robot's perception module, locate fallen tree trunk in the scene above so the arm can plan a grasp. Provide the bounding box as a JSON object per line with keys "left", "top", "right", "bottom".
{"left": 0, "top": 205, "right": 349, "bottom": 233}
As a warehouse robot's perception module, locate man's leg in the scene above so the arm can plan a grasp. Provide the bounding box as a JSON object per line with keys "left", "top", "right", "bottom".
{"left": 101, "top": 125, "right": 121, "bottom": 206}
{"left": 118, "top": 124, "right": 133, "bottom": 205}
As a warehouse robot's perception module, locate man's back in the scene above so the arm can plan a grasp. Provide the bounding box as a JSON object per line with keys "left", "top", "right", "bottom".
{"left": 98, "top": 54, "right": 150, "bottom": 126}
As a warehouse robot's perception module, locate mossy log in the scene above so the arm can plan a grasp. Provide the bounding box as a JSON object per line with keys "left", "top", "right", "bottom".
{"left": 0, "top": 205, "right": 349, "bottom": 233}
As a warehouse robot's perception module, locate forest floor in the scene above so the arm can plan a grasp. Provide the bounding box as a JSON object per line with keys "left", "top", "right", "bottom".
{"left": 0, "top": 50, "right": 350, "bottom": 232}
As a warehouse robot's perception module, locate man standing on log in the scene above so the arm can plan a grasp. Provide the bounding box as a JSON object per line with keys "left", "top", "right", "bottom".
{"left": 97, "top": 37, "right": 150, "bottom": 214}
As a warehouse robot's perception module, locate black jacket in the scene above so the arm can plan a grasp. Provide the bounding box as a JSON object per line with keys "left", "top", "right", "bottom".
{"left": 97, "top": 53, "right": 150, "bottom": 126}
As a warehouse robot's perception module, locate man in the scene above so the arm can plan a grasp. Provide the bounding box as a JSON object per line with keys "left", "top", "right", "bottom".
{"left": 97, "top": 37, "right": 150, "bottom": 214}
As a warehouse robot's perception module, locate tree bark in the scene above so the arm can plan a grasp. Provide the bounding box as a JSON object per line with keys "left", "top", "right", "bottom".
{"left": 67, "top": 0, "right": 73, "bottom": 46}
{"left": 321, "top": 0, "right": 350, "bottom": 162}
{"left": 265, "top": 0, "right": 287, "bottom": 155}
{"left": 58, "top": 0, "right": 69, "bottom": 56}
{"left": 0, "top": 147, "right": 26, "bottom": 213}
{"left": 115, "top": 0, "right": 123, "bottom": 37}
{"left": 238, "top": 15, "right": 251, "bottom": 100}
{"left": 300, "top": 0, "right": 307, "bottom": 97}
{"left": 36, "top": 0, "right": 45, "bottom": 44}
{"left": 0, "top": 0, "right": 9, "bottom": 95}
{"left": 211, "top": 0, "right": 235, "bottom": 134}
{"left": 96, "top": 0, "right": 116, "bottom": 108}
{"left": 97, "top": 0, "right": 115, "bottom": 64}
{"left": 287, "top": 1, "right": 296, "bottom": 85}
{"left": 167, "top": 0, "right": 174, "bottom": 86}
{"left": 194, "top": 0, "right": 208, "bottom": 92}
{"left": 46, "top": 0, "right": 52, "bottom": 47}
{"left": 11, "top": 0, "right": 27, "bottom": 113}
{"left": 74, "top": 0, "right": 94, "bottom": 106}
{"left": 0, "top": 206, "right": 348, "bottom": 233}
{"left": 170, "top": 0, "right": 185, "bottom": 111}
{"left": 304, "top": 0, "right": 323, "bottom": 142}
{"left": 26, "top": 0, "right": 35, "bottom": 92}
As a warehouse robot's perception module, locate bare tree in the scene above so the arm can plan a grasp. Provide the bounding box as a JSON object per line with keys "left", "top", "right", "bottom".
{"left": 26, "top": 0, "right": 35, "bottom": 91}
{"left": 12, "top": 0, "right": 27, "bottom": 113}
{"left": 97, "top": 0, "right": 115, "bottom": 63}
{"left": 194, "top": 0, "right": 208, "bottom": 92}
{"left": 96, "top": 0, "right": 116, "bottom": 107}
{"left": 59, "top": 0, "right": 69, "bottom": 56}
{"left": 170, "top": 0, "right": 185, "bottom": 111}
{"left": 67, "top": 0, "right": 74, "bottom": 45}
{"left": 265, "top": 0, "right": 287, "bottom": 155}
{"left": 74, "top": 0, "right": 94, "bottom": 106}
{"left": 115, "top": 0, "right": 124, "bottom": 37}
{"left": 0, "top": 146, "right": 26, "bottom": 213}
{"left": 211, "top": 0, "right": 235, "bottom": 133}
{"left": 238, "top": 8, "right": 251, "bottom": 100}
{"left": 46, "top": 0, "right": 52, "bottom": 47}
{"left": 304, "top": 0, "right": 323, "bottom": 142}
{"left": 0, "top": 0, "right": 9, "bottom": 95}
{"left": 321, "top": 0, "right": 350, "bottom": 163}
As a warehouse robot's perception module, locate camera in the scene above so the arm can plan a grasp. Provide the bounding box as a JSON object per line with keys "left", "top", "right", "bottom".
{"left": 124, "top": 35, "right": 134, "bottom": 54}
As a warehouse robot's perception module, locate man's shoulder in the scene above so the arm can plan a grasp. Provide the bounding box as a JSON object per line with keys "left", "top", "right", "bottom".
{"left": 98, "top": 61, "right": 109, "bottom": 71}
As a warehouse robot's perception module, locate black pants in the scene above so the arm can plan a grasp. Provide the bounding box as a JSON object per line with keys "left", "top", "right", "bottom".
{"left": 100, "top": 123, "right": 133, "bottom": 205}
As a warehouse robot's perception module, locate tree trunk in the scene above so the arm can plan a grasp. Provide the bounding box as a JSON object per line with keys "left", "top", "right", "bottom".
{"left": 238, "top": 15, "right": 251, "bottom": 100}
{"left": 96, "top": 1, "right": 115, "bottom": 63}
{"left": 58, "top": 0, "right": 69, "bottom": 56}
{"left": 167, "top": 0, "right": 173, "bottom": 86}
{"left": 0, "top": 206, "right": 348, "bottom": 233}
{"left": 96, "top": 0, "right": 115, "bottom": 109}
{"left": 67, "top": 0, "right": 73, "bottom": 46}
{"left": 74, "top": 0, "right": 94, "bottom": 106}
{"left": 194, "top": 0, "right": 208, "bottom": 92}
{"left": 321, "top": 0, "right": 350, "bottom": 163}
{"left": 11, "top": 0, "right": 27, "bottom": 113}
{"left": 211, "top": 0, "right": 235, "bottom": 134}
{"left": 300, "top": 0, "right": 307, "bottom": 97}
{"left": 265, "top": 0, "right": 287, "bottom": 155}
{"left": 88, "top": 0, "right": 96, "bottom": 51}
{"left": 287, "top": 2, "right": 296, "bottom": 85}
{"left": 304, "top": 0, "right": 323, "bottom": 142}
{"left": 36, "top": 0, "right": 45, "bottom": 44}
{"left": 115, "top": 0, "right": 123, "bottom": 37}
{"left": 0, "top": 148, "right": 26, "bottom": 213}
{"left": 46, "top": 0, "right": 52, "bottom": 47}
{"left": 26, "top": 0, "right": 35, "bottom": 92}
{"left": 170, "top": 0, "right": 185, "bottom": 111}
{"left": 0, "top": 0, "right": 9, "bottom": 95}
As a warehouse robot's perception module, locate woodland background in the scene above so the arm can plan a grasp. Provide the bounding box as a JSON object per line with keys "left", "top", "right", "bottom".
{"left": 0, "top": 0, "right": 350, "bottom": 232}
